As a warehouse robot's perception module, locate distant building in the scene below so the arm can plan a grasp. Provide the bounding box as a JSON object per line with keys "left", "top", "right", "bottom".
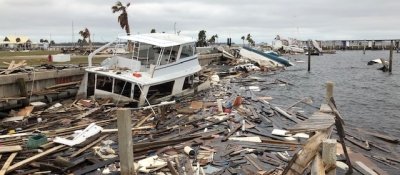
{"left": 0, "top": 36, "right": 38, "bottom": 49}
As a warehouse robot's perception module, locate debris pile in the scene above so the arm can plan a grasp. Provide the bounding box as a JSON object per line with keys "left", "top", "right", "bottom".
{"left": 0, "top": 69, "right": 399, "bottom": 175}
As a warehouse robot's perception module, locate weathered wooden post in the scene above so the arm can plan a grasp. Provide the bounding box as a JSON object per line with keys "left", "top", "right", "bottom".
{"left": 117, "top": 108, "right": 135, "bottom": 175}
{"left": 326, "top": 82, "right": 334, "bottom": 104}
{"left": 308, "top": 40, "right": 311, "bottom": 72}
{"left": 323, "top": 139, "right": 337, "bottom": 175}
{"left": 16, "top": 78, "right": 29, "bottom": 107}
{"left": 389, "top": 40, "right": 393, "bottom": 73}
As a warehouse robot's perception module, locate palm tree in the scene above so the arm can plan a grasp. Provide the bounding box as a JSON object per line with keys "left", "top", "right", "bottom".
{"left": 150, "top": 29, "right": 156, "bottom": 33}
{"left": 246, "top": 34, "right": 252, "bottom": 46}
{"left": 79, "top": 27, "right": 92, "bottom": 51}
{"left": 77, "top": 39, "right": 83, "bottom": 48}
{"left": 112, "top": 1, "right": 132, "bottom": 52}
{"left": 241, "top": 36, "right": 245, "bottom": 46}
{"left": 208, "top": 35, "right": 216, "bottom": 45}
{"left": 214, "top": 34, "right": 218, "bottom": 44}
{"left": 16, "top": 37, "right": 21, "bottom": 50}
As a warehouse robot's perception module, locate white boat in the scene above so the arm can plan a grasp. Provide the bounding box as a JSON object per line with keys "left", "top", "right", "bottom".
{"left": 282, "top": 45, "right": 304, "bottom": 53}
{"left": 77, "top": 33, "right": 207, "bottom": 106}
{"left": 239, "top": 46, "right": 294, "bottom": 67}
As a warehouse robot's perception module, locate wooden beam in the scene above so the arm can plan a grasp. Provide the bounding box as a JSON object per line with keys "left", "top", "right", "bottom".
{"left": 117, "top": 108, "right": 135, "bottom": 175}
{"left": 0, "top": 146, "right": 22, "bottom": 154}
{"left": 0, "top": 152, "right": 18, "bottom": 175}
{"left": 70, "top": 134, "right": 110, "bottom": 158}
{"left": 136, "top": 113, "right": 152, "bottom": 127}
{"left": 222, "top": 123, "right": 243, "bottom": 142}
{"left": 6, "top": 145, "right": 65, "bottom": 173}
{"left": 45, "top": 81, "right": 81, "bottom": 90}
{"left": 311, "top": 153, "right": 325, "bottom": 175}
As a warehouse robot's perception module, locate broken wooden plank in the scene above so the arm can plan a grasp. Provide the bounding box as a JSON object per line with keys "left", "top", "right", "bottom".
{"left": 283, "top": 131, "right": 329, "bottom": 175}
{"left": 0, "top": 152, "right": 18, "bottom": 175}
{"left": 167, "top": 160, "right": 178, "bottom": 175}
{"left": 311, "top": 153, "right": 325, "bottom": 175}
{"left": 6, "top": 145, "right": 65, "bottom": 173}
{"left": 0, "top": 146, "right": 22, "bottom": 154}
{"left": 222, "top": 123, "right": 243, "bottom": 142}
{"left": 70, "top": 134, "right": 110, "bottom": 158}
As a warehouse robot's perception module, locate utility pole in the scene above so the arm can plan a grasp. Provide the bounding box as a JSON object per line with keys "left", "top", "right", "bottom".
{"left": 174, "top": 22, "right": 177, "bottom": 35}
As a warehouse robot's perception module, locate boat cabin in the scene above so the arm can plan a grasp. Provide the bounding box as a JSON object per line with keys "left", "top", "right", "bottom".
{"left": 78, "top": 33, "right": 202, "bottom": 107}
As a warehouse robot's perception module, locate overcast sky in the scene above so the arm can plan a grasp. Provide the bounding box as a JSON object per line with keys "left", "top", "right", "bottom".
{"left": 1, "top": 0, "right": 399, "bottom": 44}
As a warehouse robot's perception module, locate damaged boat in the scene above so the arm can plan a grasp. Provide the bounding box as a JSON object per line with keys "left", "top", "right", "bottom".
{"left": 77, "top": 33, "right": 209, "bottom": 107}
{"left": 239, "top": 46, "right": 294, "bottom": 67}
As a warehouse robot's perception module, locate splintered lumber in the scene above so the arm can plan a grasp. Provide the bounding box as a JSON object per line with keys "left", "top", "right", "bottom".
{"left": 286, "top": 112, "right": 335, "bottom": 134}
{"left": 222, "top": 123, "right": 243, "bottom": 141}
{"left": 0, "top": 152, "right": 18, "bottom": 175}
{"left": 167, "top": 160, "right": 178, "bottom": 175}
{"left": 136, "top": 113, "right": 153, "bottom": 127}
{"left": 0, "top": 146, "right": 22, "bottom": 153}
{"left": 6, "top": 145, "right": 65, "bottom": 173}
{"left": 70, "top": 134, "right": 110, "bottom": 158}
{"left": 283, "top": 131, "right": 329, "bottom": 175}
{"left": 45, "top": 81, "right": 81, "bottom": 89}
{"left": 311, "top": 153, "right": 325, "bottom": 175}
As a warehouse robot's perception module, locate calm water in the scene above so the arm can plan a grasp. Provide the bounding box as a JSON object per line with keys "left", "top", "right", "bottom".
{"left": 268, "top": 50, "right": 400, "bottom": 137}
{"left": 259, "top": 50, "right": 400, "bottom": 173}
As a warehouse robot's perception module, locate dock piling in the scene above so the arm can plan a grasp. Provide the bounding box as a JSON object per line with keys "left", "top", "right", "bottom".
{"left": 308, "top": 41, "right": 311, "bottom": 72}
{"left": 326, "top": 82, "right": 334, "bottom": 104}
{"left": 117, "top": 108, "right": 136, "bottom": 175}
{"left": 322, "top": 139, "right": 337, "bottom": 175}
{"left": 389, "top": 41, "right": 393, "bottom": 73}
{"left": 16, "top": 78, "right": 29, "bottom": 107}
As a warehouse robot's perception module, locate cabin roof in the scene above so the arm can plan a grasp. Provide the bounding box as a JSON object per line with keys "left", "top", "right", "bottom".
{"left": 118, "top": 33, "right": 196, "bottom": 47}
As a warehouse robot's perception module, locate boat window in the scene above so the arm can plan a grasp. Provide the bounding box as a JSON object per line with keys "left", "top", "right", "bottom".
{"left": 113, "top": 79, "right": 132, "bottom": 98}
{"left": 180, "top": 45, "right": 194, "bottom": 59}
{"left": 96, "top": 75, "right": 113, "bottom": 93}
{"left": 146, "top": 80, "right": 175, "bottom": 99}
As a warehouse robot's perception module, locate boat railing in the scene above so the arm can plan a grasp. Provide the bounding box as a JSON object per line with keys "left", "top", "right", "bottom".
{"left": 88, "top": 38, "right": 118, "bottom": 67}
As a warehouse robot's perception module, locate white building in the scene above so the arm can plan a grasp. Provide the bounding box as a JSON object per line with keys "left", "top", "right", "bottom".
{"left": 0, "top": 36, "right": 38, "bottom": 49}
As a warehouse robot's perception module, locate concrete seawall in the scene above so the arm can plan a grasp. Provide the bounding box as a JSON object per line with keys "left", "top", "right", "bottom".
{"left": 0, "top": 68, "right": 85, "bottom": 110}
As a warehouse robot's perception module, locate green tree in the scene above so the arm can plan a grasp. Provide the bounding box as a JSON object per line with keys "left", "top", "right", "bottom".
{"left": 50, "top": 40, "right": 55, "bottom": 46}
{"left": 79, "top": 27, "right": 92, "bottom": 51}
{"left": 16, "top": 37, "right": 21, "bottom": 50}
{"left": 241, "top": 36, "right": 245, "bottom": 46}
{"left": 112, "top": 1, "right": 132, "bottom": 52}
{"left": 196, "top": 30, "right": 207, "bottom": 47}
{"left": 44, "top": 39, "right": 48, "bottom": 43}
{"left": 214, "top": 34, "right": 218, "bottom": 43}
{"left": 208, "top": 35, "right": 216, "bottom": 45}
{"left": 246, "top": 33, "right": 252, "bottom": 46}
{"left": 40, "top": 39, "right": 44, "bottom": 43}
{"left": 150, "top": 29, "right": 156, "bottom": 33}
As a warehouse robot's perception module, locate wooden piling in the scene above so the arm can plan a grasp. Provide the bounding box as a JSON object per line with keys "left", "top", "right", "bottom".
{"left": 389, "top": 41, "right": 393, "bottom": 73}
{"left": 326, "top": 82, "right": 334, "bottom": 104}
{"left": 16, "top": 78, "right": 29, "bottom": 107}
{"left": 308, "top": 44, "right": 311, "bottom": 72}
{"left": 117, "top": 108, "right": 136, "bottom": 175}
{"left": 322, "top": 139, "right": 337, "bottom": 175}
{"left": 363, "top": 45, "right": 365, "bottom": 54}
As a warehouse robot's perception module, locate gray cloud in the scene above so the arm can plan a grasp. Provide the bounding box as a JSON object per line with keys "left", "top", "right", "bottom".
{"left": 0, "top": 0, "right": 398, "bottom": 44}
